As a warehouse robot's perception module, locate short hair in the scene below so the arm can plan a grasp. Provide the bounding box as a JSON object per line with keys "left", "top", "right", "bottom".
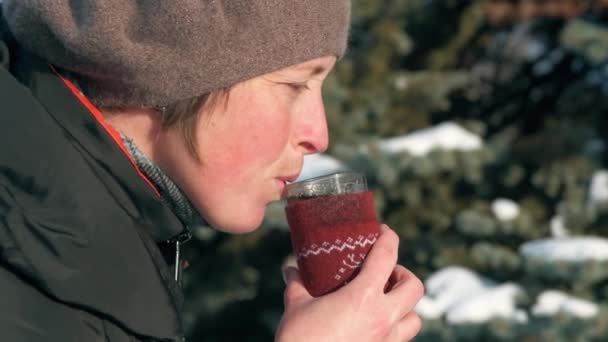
{"left": 158, "top": 89, "right": 230, "bottom": 161}
{"left": 95, "top": 87, "right": 230, "bottom": 162}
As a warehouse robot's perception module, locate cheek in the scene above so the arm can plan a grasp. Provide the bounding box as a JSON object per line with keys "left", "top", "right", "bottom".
{"left": 200, "top": 106, "right": 291, "bottom": 184}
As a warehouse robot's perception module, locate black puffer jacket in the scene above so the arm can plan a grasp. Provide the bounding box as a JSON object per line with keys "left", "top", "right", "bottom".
{"left": 0, "top": 18, "right": 189, "bottom": 342}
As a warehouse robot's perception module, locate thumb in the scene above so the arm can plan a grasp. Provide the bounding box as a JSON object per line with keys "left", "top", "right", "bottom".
{"left": 282, "top": 266, "right": 313, "bottom": 309}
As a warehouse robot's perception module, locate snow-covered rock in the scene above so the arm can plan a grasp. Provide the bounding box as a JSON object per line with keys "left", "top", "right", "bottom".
{"left": 520, "top": 237, "right": 608, "bottom": 262}
{"left": 492, "top": 198, "right": 520, "bottom": 221}
{"left": 532, "top": 290, "right": 599, "bottom": 319}
{"left": 371, "top": 122, "right": 483, "bottom": 156}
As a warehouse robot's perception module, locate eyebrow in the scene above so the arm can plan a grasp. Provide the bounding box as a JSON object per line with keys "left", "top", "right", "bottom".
{"left": 295, "top": 64, "right": 328, "bottom": 77}
{"left": 308, "top": 65, "right": 327, "bottom": 76}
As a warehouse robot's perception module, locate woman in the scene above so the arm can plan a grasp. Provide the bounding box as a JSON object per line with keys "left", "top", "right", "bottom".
{"left": 0, "top": 1, "right": 424, "bottom": 341}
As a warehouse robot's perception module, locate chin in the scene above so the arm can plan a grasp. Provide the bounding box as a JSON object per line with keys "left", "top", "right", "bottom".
{"left": 209, "top": 211, "right": 265, "bottom": 234}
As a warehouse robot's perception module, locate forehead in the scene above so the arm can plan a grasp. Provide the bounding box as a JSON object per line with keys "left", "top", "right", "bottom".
{"left": 278, "top": 56, "right": 337, "bottom": 76}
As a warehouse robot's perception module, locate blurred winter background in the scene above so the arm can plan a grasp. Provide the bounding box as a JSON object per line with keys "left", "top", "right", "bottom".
{"left": 183, "top": 1, "right": 608, "bottom": 341}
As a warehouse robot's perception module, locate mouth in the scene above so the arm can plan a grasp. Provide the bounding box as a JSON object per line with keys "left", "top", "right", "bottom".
{"left": 276, "top": 173, "right": 300, "bottom": 198}
{"left": 278, "top": 173, "right": 300, "bottom": 184}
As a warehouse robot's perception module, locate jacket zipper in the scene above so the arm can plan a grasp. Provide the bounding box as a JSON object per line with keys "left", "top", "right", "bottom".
{"left": 166, "top": 230, "right": 192, "bottom": 286}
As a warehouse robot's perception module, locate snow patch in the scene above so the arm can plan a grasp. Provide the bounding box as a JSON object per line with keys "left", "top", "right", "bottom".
{"left": 532, "top": 290, "right": 599, "bottom": 319}
{"left": 296, "top": 154, "right": 347, "bottom": 182}
{"left": 446, "top": 283, "right": 527, "bottom": 324}
{"left": 416, "top": 267, "right": 526, "bottom": 324}
{"left": 415, "top": 267, "right": 492, "bottom": 319}
{"left": 373, "top": 122, "right": 483, "bottom": 156}
{"left": 520, "top": 237, "right": 608, "bottom": 262}
{"left": 589, "top": 170, "right": 608, "bottom": 205}
{"left": 550, "top": 215, "right": 569, "bottom": 238}
{"left": 492, "top": 198, "right": 520, "bottom": 221}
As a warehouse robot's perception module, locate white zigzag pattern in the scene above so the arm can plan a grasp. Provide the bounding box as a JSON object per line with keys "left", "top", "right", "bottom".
{"left": 297, "top": 234, "right": 379, "bottom": 259}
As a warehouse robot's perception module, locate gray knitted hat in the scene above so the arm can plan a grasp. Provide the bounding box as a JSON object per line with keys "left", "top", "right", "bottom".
{"left": 2, "top": 1, "right": 351, "bottom": 107}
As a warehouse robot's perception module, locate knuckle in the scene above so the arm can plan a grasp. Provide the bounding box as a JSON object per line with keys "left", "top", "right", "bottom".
{"left": 376, "top": 246, "right": 397, "bottom": 268}
{"left": 375, "top": 237, "right": 397, "bottom": 260}
{"left": 378, "top": 244, "right": 395, "bottom": 261}
{"left": 410, "top": 276, "right": 425, "bottom": 299}
{"left": 383, "top": 227, "right": 399, "bottom": 244}
{"left": 395, "top": 264, "right": 407, "bottom": 272}
{"left": 410, "top": 313, "right": 423, "bottom": 335}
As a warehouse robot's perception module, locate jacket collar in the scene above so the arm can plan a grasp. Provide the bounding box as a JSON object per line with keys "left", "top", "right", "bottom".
{"left": 11, "top": 50, "right": 186, "bottom": 243}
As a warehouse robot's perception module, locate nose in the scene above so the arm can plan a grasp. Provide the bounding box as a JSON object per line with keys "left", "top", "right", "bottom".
{"left": 293, "top": 96, "right": 329, "bottom": 154}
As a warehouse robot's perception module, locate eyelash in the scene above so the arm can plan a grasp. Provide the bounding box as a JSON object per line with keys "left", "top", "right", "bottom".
{"left": 287, "top": 82, "right": 310, "bottom": 91}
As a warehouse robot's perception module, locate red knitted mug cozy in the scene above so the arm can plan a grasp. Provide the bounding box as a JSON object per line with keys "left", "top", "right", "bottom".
{"left": 286, "top": 191, "right": 380, "bottom": 297}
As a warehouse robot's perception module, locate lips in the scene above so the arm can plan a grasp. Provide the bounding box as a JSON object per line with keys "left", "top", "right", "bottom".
{"left": 277, "top": 174, "right": 300, "bottom": 184}
{"left": 276, "top": 172, "right": 300, "bottom": 198}
{"left": 277, "top": 165, "right": 301, "bottom": 182}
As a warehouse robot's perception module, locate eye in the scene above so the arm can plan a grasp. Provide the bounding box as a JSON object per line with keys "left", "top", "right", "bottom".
{"left": 286, "top": 82, "right": 310, "bottom": 91}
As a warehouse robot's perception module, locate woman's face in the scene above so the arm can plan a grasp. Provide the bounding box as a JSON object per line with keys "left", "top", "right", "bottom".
{"left": 156, "top": 56, "right": 337, "bottom": 233}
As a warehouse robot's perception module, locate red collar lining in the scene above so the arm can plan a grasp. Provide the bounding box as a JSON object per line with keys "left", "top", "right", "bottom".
{"left": 52, "top": 68, "right": 161, "bottom": 197}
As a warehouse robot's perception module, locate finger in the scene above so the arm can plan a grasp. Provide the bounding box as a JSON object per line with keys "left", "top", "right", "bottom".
{"left": 282, "top": 266, "right": 313, "bottom": 309}
{"left": 386, "top": 266, "right": 425, "bottom": 321}
{"left": 352, "top": 224, "right": 399, "bottom": 289}
{"left": 384, "top": 264, "right": 406, "bottom": 293}
{"left": 386, "top": 265, "right": 414, "bottom": 291}
{"left": 395, "top": 311, "right": 423, "bottom": 342}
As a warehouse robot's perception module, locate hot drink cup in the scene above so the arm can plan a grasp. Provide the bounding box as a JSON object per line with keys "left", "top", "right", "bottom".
{"left": 284, "top": 172, "right": 380, "bottom": 297}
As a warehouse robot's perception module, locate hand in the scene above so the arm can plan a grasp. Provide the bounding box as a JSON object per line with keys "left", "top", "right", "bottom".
{"left": 275, "top": 225, "right": 424, "bottom": 342}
